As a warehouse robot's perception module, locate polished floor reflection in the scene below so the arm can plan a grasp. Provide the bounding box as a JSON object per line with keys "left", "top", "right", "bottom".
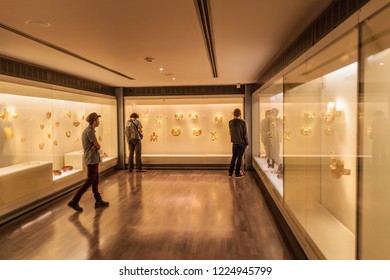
{"left": 0, "top": 170, "right": 294, "bottom": 259}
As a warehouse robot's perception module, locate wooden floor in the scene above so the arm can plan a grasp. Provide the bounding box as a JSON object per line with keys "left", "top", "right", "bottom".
{"left": 0, "top": 170, "right": 295, "bottom": 260}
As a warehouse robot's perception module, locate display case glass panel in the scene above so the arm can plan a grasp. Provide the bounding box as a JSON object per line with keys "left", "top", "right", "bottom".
{"left": 283, "top": 29, "right": 358, "bottom": 259}
{"left": 124, "top": 96, "right": 243, "bottom": 165}
{"left": 252, "top": 80, "right": 284, "bottom": 196}
{"left": 0, "top": 80, "right": 117, "bottom": 217}
{"left": 359, "top": 5, "right": 390, "bottom": 259}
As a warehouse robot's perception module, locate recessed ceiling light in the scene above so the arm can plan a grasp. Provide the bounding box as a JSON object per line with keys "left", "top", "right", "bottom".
{"left": 172, "top": 77, "right": 176, "bottom": 80}
{"left": 159, "top": 67, "right": 164, "bottom": 71}
{"left": 25, "top": 20, "right": 51, "bottom": 28}
{"left": 379, "top": 62, "right": 384, "bottom": 66}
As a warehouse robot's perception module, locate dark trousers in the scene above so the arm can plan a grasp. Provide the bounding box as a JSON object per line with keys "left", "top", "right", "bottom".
{"left": 73, "top": 164, "right": 101, "bottom": 203}
{"left": 128, "top": 139, "right": 142, "bottom": 170}
{"left": 229, "top": 144, "right": 246, "bottom": 175}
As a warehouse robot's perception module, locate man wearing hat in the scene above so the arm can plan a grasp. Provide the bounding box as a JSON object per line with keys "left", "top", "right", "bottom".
{"left": 68, "top": 112, "right": 109, "bottom": 212}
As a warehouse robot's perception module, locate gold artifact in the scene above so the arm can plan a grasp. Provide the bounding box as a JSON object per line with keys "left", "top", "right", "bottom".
{"left": 283, "top": 131, "right": 291, "bottom": 141}
{"left": 364, "top": 128, "right": 372, "bottom": 137}
{"left": 0, "top": 108, "right": 18, "bottom": 121}
{"left": 62, "top": 166, "right": 73, "bottom": 172}
{"left": 3, "top": 126, "right": 13, "bottom": 139}
{"left": 330, "top": 157, "right": 351, "bottom": 179}
{"left": 300, "top": 127, "right": 312, "bottom": 136}
{"left": 21, "top": 137, "right": 26, "bottom": 142}
{"left": 53, "top": 170, "right": 62, "bottom": 176}
{"left": 210, "top": 131, "right": 217, "bottom": 141}
{"left": 192, "top": 128, "right": 202, "bottom": 136}
{"left": 214, "top": 115, "right": 223, "bottom": 125}
{"left": 53, "top": 140, "right": 58, "bottom": 146}
{"left": 142, "top": 111, "right": 150, "bottom": 121}
{"left": 40, "top": 124, "right": 44, "bottom": 129}
{"left": 324, "top": 127, "right": 334, "bottom": 135}
{"left": 73, "top": 118, "right": 80, "bottom": 127}
{"left": 171, "top": 128, "right": 181, "bottom": 136}
{"left": 174, "top": 113, "right": 184, "bottom": 120}
{"left": 39, "top": 143, "right": 45, "bottom": 150}
{"left": 55, "top": 120, "right": 61, "bottom": 127}
{"left": 65, "top": 130, "right": 71, "bottom": 137}
{"left": 155, "top": 115, "right": 163, "bottom": 125}
{"left": 46, "top": 112, "right": 52, "bottom": 119}
{"left": 150, "top": 132, "right": 158, "bottom": 142}
{"left": 323, "top": 102, "right": 342, "bottom": 124}
{"left": 65, "top": 111, "right": 71, "bottom": 119}
{"left": 304, "top": 112, "right": 316, "bottom": 119}
{"left": 189, "top": 113, "right": 199, "bottom": 120}
{"left": 47, "top": 134, "right": 51, "bottom": 139}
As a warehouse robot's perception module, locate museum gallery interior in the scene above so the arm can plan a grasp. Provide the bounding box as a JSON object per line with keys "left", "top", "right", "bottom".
{"left": 0, "top": 0, "right": 389, "bottom": 260}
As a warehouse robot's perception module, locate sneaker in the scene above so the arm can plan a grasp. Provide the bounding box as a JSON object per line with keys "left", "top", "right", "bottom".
{"left": 235, "top": 174, "right": 244, "bottom": 178}
{"left": 136, "top": 169, "right": 146, "bottom": 173}
{"left": 95, "top": 200, "right": 109, "bottom": 208}
{"left": 228, "top": 173, "right": 233, "bottom": 177}
{"left": 68, "top": 200, "right": 83, "bottom": 212}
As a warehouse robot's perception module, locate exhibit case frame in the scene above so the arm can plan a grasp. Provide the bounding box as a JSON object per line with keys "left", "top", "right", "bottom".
{"left": 252, "top": 1, "right": 390, "bottom": 259}
{"left": 0, "top": 77, "right": 118, "bottom": 222}
{"left": 124, "top": 95, "right": 243, "bottom": 166}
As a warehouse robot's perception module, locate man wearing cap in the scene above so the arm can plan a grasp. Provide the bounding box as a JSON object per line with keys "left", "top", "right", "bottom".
{"left": 68, "top": 112, "right": 109, "bottom": 212}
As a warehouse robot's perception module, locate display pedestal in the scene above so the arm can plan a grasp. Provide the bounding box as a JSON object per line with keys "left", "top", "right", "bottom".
{"left": 253, "top": 157, "right": 283, "bottom": 196}
{"left": 0, "top": 161, "right": 52, "bottom": 204}
{"left": 64, "top": 150, "right": 84, "bottom": 169}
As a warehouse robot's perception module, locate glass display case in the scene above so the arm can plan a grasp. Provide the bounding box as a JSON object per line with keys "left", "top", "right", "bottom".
{"left": 124, "top": 96, "right": 243, "bottom": 165}
{"left": 252, "top": 3, "right": 390, "bottom": 257}
{"left": 359, "top": 6, "right": 390, "bottom": 259}
{"left": 252, "top": 80, "right": 284, "bottom": 197}
{"left": 0, "top": 79, "right": 117, "bottom": 218}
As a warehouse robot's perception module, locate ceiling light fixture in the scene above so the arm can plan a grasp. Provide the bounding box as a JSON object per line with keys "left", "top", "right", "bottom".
{"left": 144, "top": 56, "right": 155, "bottom": 63}
{"left": 25, "top": 20, "right": 51, "bottom": 28}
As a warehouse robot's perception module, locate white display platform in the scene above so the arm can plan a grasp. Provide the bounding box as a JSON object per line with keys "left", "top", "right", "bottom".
{"left": 141, "top": 154, "right": 231, "bottom": 164}
{"left": 253, "top": 157, "right": 283, "bottom": 196}
{"left": 0, "top": 161, "right": 53, "bottom": 204}
{"left": 286, "top": 200, "right": 355, "bottom": 260}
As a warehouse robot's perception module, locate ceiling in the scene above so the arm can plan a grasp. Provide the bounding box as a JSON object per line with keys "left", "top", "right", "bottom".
{"left": 0, "top": 0, "right": 333, "bottom": 88}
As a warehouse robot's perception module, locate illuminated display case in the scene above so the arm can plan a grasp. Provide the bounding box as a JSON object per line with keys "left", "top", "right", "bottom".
{"left": 252, "top": 4, "right": 390, "bottom": 259}
{"left": 125, "top": 96, "right": 243, "bottom": 165}
{"left": 0, "top": 79, "right": 118, "bottom": 218}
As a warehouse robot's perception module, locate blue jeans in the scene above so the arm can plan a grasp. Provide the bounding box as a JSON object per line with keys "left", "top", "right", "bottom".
{"left": 229, "top": 144, "right": 246, "bottom": 175}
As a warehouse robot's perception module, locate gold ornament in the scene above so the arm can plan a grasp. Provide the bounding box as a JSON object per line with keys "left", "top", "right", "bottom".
{"left": 300, "top": 127, "right": 312, "bottom": 136}
{"left": 4, "top": 126, "right": 13, "bottom": 139}
{"left": 330, "top": 158, "right": 351, "bottom": 179}
{"left": 214, "top": 115, "right": 223, "bottom": 125}
{"left": 47, "top": 134, "right": 51, "bottom": 139}
{"left": 155, "top": 115, "right": 163, "bottom": 125}
{"left": 175, "top": 113, "right": 184, "bottom": 120}
{"left": 0, "top": 108, "right": 18, "bottom": 121}
{"left": 65, "top": 111, "right": 71, "bottom": 119}
{"left": 46, "top": 112, "right": 52, "bottom": 119}
{"left": 73, "top": 118, "right": 80, "bottom": 127}
{"left": 189, "top": 113, "right": 199, "bottom": 120}
{"left": 65, "top": 131, "right": 71, "bottom": 138}
{"left": 53, "top": 140, "right": 58, "bottom": 146}
{"left": 55, "top": 120, "right": 61, "bottom": 127}
{"left": 39, "top": 143, "right": 45, "bottom": 150}
{"left": 142, "top": 111, "right": 150, "bottom": 121}
{"left": 192, "top": 128, "right": 202, "bottom": 136}
{"left": 21, "top": 136, "right": 26, "bottom": 142}
{"left": 324, "top": 127, "right": 334, "bottom": 135}
{"left": 284, "top": 131, "right": 291, "bottom": 141}
{"left": 322, "top": 102, "right": 342, "bottom": 124}
{"left": 150, "top": 132, "right": 159, "bottom": 142}
{"left": 210, "top": 131, "right": 217, "bottom": 141}
{"left": 303, "top": 112, "right": 316, "bottom": 119}
{"left": 171, "top": 128, "right": 181, "bottom": 136}
{"left": 40, "top": 124, "right": 44, "bottom": 129}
